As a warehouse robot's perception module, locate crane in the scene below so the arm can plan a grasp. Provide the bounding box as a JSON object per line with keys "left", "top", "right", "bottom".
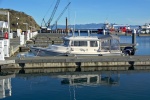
{"left": 41, "top": 18, "right": 47, "bottom": 28}
{"left": 47, "top": 0, "right": 60, "bottom": 28}
{"left": 41, "top": 0, "right": 55, "bottom": 28}
{"left": 51, "top": 2, "right": 71, "bottom": 29}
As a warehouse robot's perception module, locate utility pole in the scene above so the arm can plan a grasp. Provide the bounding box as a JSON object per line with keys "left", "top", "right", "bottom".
{"left": 7, "top": 12, "right": 10, "bottom": 34}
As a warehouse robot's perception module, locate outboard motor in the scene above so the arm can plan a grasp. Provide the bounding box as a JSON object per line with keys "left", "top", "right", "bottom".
{"left": 123, "top": 47, "right": 135, "bottom": 56}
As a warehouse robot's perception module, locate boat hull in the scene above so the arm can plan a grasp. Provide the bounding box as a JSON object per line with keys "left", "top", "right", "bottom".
{"left": 30, "top": 46, "right": 123, "bottom": 56}
{"left": 30, "top": 47, "right": 67, "bottom": 56}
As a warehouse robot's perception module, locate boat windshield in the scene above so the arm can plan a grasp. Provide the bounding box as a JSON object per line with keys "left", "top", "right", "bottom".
{"left": 63, "top": 40, "right": 70, "bottom": 46}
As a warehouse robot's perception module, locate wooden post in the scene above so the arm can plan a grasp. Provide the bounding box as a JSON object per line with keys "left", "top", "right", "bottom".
{"left": 56, "top": 21, "right": 57, "bottom": 31}
{"left": 66, "top": 17, "right": 68, "bottom": 35}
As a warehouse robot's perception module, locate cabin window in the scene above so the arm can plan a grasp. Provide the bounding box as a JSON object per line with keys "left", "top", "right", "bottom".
{"left": 101, "top": 40, "right": 110, "bottom": 50}
{"left": 63, "top": 40, "right": 70, "bottom": 46}
{"left": 73, "top": 78, "right": 87, "bottom": 83}
{"left": 110, "top": 39, "right": 120, "bottom": 50}
{"left": 71, "top": 41, "right": 87, "bottom": 46}
{"left": 90, "top": 41, "right": 98, "bottom": 47}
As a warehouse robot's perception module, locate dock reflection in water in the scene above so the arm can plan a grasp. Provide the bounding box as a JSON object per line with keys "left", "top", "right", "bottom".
{"left": 0, "top": 73, "right": 15, "bottom": 99}
{"left": 1, "top": 67, "right": 150, "bottom": 100}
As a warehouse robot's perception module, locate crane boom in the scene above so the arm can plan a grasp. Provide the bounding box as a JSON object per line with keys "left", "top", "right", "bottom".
{"left": 56, "top": 2, "right": 71, "bottom": 23}
{"left": 51, "top": 2, "right": 71, "bottom": 29}
{"left": 47, "top": 0, "right": 60, "bottom": 27}
{"left": 41, "top": 18, "right": 47, "bottom": 28}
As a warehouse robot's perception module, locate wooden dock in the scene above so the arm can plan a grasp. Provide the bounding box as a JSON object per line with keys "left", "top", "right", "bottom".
{"left": 1, "top": 55, "right": 150, "bottom": 70}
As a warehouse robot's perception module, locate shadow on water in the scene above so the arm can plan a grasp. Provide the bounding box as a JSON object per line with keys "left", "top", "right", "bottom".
{"left": 18, "top": 63, "right": 26, "bottom": 74}
{"left": 128, "top": 61, "right": 135, "bottom": 70}
{"left": 75, "top": 66, "right": 81, "bottom": 72}
{"left": 18, "top": 68, "right": 25, "bottom": 74}
{"left": 128, "top": 65, "right": 134, "bottom": 70}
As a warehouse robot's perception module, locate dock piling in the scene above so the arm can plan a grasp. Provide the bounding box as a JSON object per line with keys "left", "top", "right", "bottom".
{"left": 0, "top": 40, "right": 5, "bottom": 60}
{"left": 103, "top": 29, "right": 106, "bottom": 35}
{"left": 78, "top": 30, "right": 80, "bottom": 36}
{"left": 4, "top": 39, "right": 10, "bottom": 57}
{"left": 132, "top": 29, "right": 136, "bottom": 48}
{"left": 88, "top": 30, "right": 90, "bottom": 36}
{"left": 20, "top": 32, "right": 25, "bottom": 45}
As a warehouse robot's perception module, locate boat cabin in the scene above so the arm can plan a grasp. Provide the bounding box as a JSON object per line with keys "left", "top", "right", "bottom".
{"left": 62, "top": 34, "right": 121, "bottom": 55}
{"left": 98, "top": 34, "right": 120, "bottom": 52}
{"left": 30, "top": 34, "right": 122, "bottom": 56}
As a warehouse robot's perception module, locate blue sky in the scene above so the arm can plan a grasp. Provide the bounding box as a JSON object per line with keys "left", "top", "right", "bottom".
{"left": 0, "top": 0, "right": 150, "bottom": 26}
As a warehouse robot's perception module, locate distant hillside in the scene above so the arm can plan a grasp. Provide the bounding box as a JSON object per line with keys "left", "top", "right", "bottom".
{"left": 0, "top": 8, "right": 40, "bottom": 31}
{"left": 57, "top": 23, "right": 104, "bottom": 29}
{"left": 57, "top": 23, "right": 140, "bottom": 29}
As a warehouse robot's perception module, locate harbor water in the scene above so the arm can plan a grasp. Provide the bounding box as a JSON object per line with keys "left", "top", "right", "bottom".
{"left": 1, "top": 33, "right": 150, "bottom": 100}
{"left": 1, "top": 70, "right": 150, "bottom": 100}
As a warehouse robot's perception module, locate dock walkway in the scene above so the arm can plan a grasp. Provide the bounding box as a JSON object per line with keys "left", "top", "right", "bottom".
{"left": 2, "top": 55, "right": 150, "bottom": 70}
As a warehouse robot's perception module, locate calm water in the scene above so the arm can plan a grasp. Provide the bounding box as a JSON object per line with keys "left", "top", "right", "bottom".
{"left": 119, "top": 35, "right": 150, "bottom": 55}
{"left": 1, "top": 70, "right": 150, "bottom": 100}
{"left": 1, "top": 33, "right": 150, "bottom": 100}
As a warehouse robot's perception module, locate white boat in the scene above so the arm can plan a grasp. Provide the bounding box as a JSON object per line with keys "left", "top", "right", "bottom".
{"left": 141, "top": 23, "right": 150, "bottom": 29}
{"left": 30, "top": 34, "right": 124, "bottom": 56}
{"left": 138, "top": 23, "right": 150, "bottom": 34}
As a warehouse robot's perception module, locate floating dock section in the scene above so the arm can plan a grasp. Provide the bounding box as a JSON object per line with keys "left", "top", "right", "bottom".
{"left": 2, "top": 56, "right": 150, "bottom": 70}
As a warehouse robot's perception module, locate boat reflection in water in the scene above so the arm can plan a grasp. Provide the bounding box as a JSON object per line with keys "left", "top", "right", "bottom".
{"left": 60, "top": 74, "right": 119, "bottom": 86}
{"left": 15, "top": 67, "right": 120, "bottom": 86}
{"left": 1, "top": 67, "right": 150, "bottom": 100}
{"left": 0, "top": 73, "right": 15, "bottom": 99}
{"left": 58, "top": 73, "right": 120, "bottom": 100}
